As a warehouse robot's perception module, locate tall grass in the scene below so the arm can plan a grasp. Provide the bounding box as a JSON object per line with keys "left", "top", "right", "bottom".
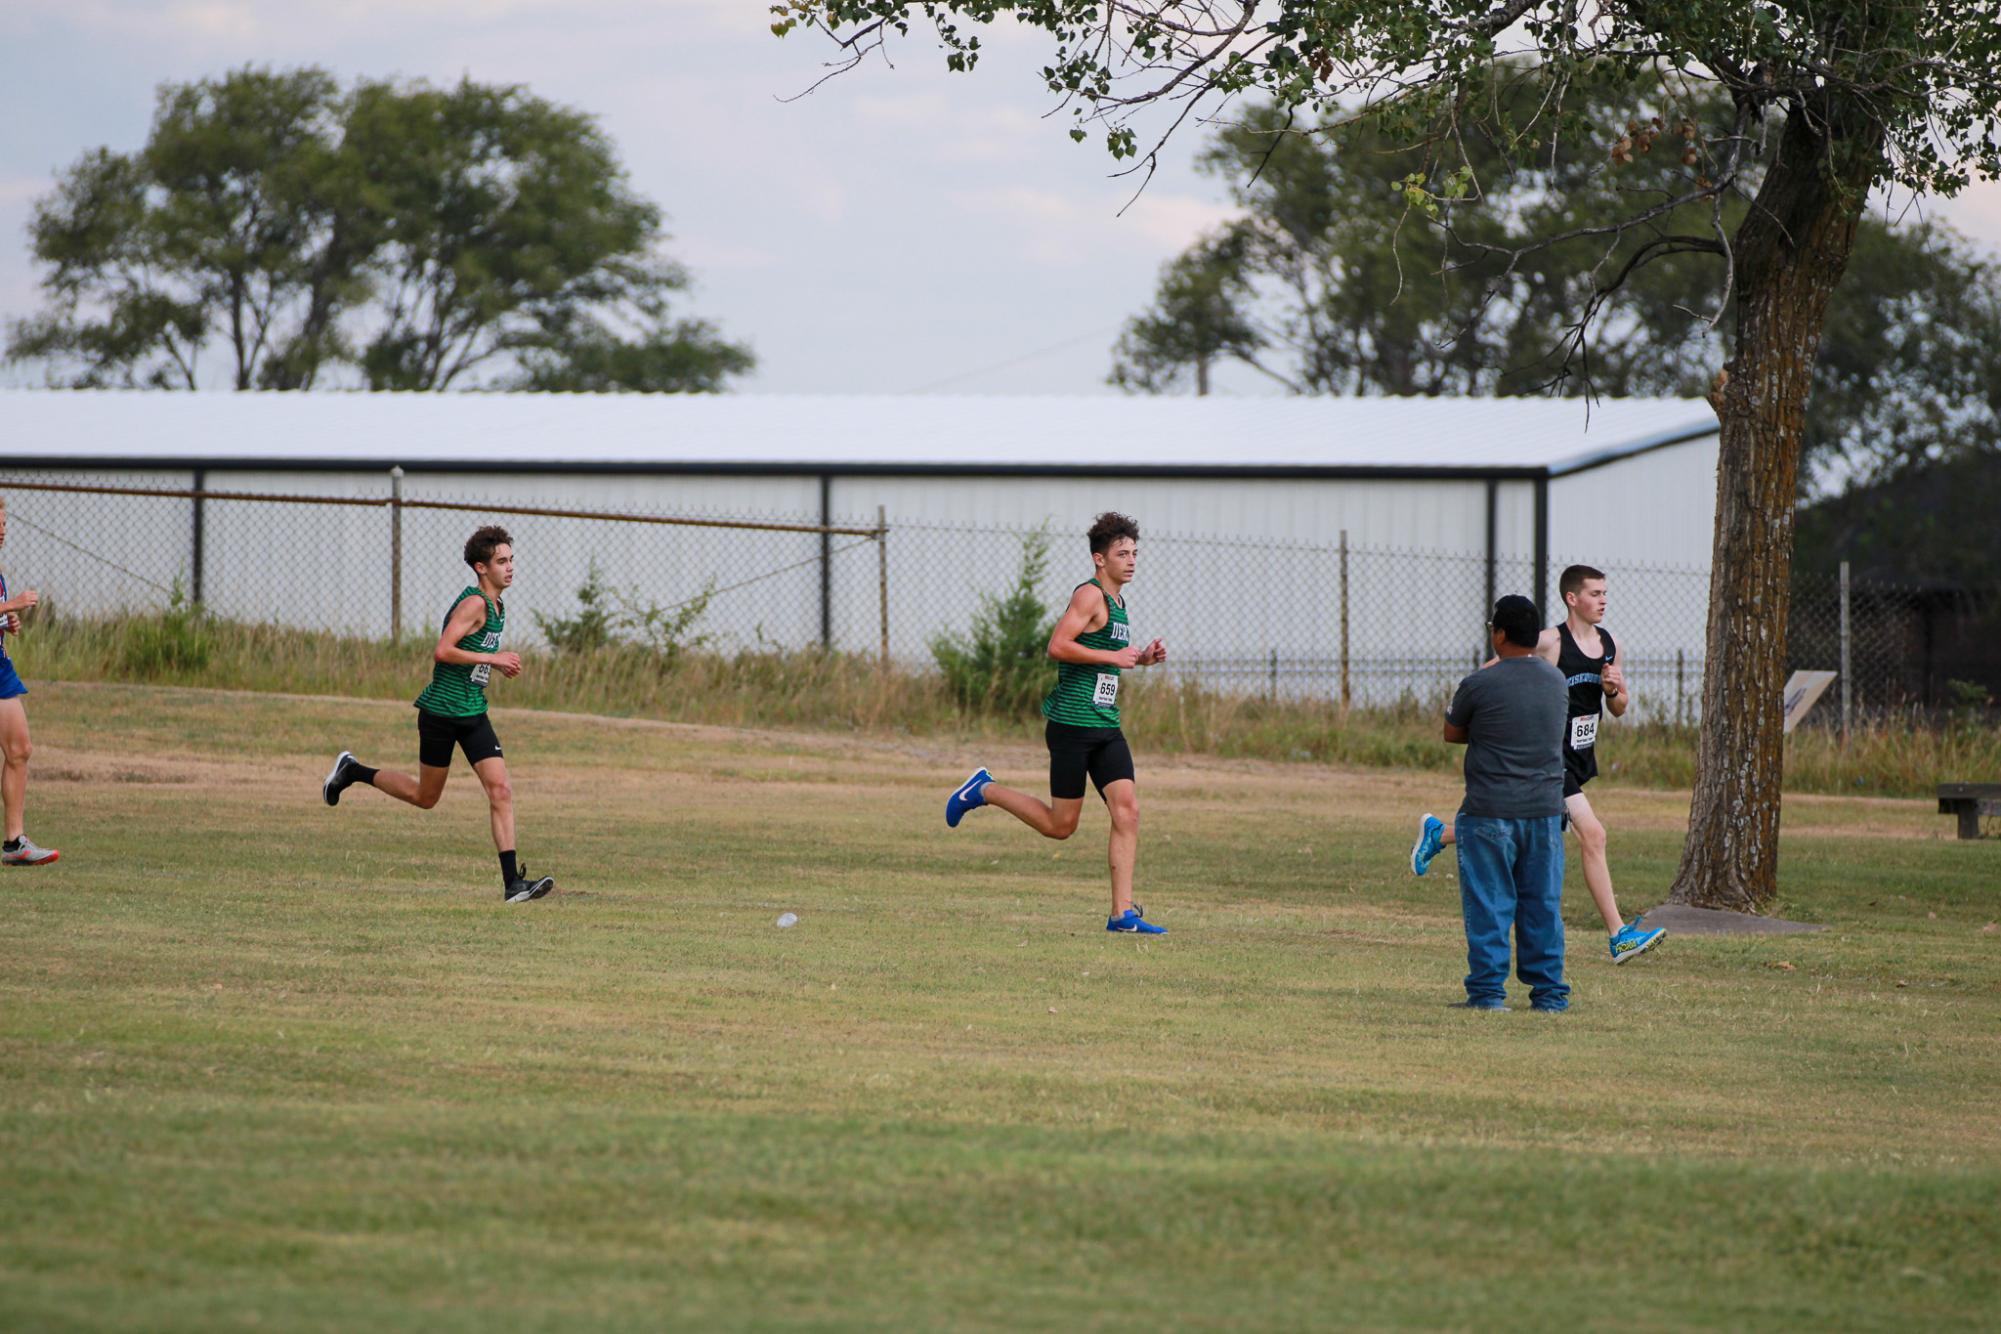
{"left": 17, "top": 608, "right": 1998, "bottom": 796}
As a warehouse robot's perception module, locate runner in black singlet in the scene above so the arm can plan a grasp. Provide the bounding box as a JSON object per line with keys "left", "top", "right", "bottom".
{"left": 1410, "top": 565, "right": 1665, "bottom": 964}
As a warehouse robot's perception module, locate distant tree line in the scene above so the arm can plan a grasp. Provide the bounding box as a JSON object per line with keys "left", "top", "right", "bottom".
{"left": 1112, "top": 81, "right": 2001, "bottom": 582}
{"left": 5, "top": 66, "right": 753, "bottom": 393}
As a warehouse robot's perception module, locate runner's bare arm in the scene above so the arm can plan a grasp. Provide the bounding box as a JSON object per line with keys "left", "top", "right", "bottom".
{"left": 1046, "top": 585, "right": 1140, "bottom": 668}
{"left": 433, "top": 596, "right": 523, "bottom": 677}
{"left": 1603, "top": 638, "right": 1629, "bottom": 716}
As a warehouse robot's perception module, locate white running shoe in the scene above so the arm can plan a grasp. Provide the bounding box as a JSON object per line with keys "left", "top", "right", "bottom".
{"left": 2, "top": 835, "right": 60, "bottom": 866}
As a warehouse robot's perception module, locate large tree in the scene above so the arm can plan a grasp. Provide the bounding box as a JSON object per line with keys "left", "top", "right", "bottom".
{"left": 1115, "top": 93, "right": 2001, "bottom": 502}
{"left": 7, "top": 67, "right": 365, "bottom": 389}
{"left": 7, "top": 66, "right": 753, "bottom": 393}
{"left": 779, "top": 1, "right": 2001, "bottom": 913}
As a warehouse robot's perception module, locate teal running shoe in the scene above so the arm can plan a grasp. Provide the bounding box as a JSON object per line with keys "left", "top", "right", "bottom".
{"left": 1107, "top": 909, "right": 1166, "bottom": 935}
{"left": 1610, "top": 921, "right": 1666, "bottom": 964}
{"left": 945, "top": 768, "right": 992, "bottom": 828}
{"left": 1411, "top": 813, "right": 1446, "bottom": 876}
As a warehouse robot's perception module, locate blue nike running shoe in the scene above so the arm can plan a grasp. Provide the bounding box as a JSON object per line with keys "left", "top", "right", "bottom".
{"left": 945, "top": 768, "right": 992, "bottom": 828}
{"left": 1411, "top": 813, "right": 1446, "bottom": 876}
{"left": 1107, "top": 909, "right": 1166, "bottom": 935}
{"left": 1610, "top": 920, "right": 1666, "bottom": 964}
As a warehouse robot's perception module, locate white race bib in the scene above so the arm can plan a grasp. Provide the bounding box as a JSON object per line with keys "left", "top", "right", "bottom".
{"left": 1570, "top": 712, "right": 1599, "bottom": 751}
{"left": 1093, "top": 673, "right": 1120, "bottom": 708}
{"left": 470, "top": 663, "right": 492, "bottom": 687}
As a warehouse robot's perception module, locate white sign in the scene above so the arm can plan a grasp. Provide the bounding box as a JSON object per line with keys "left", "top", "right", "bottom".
{"left": 1782, "top": 670, "right": 1838, "bottom": 734}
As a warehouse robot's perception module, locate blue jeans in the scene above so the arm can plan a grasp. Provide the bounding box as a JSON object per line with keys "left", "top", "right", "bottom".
{"left": 1455, "top": 814, "right": 1568, "bottom": 1010}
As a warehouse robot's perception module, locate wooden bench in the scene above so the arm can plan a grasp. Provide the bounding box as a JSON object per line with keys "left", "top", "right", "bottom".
{"left": 1937, "top": 783, "right": 2001, "bottom": 840}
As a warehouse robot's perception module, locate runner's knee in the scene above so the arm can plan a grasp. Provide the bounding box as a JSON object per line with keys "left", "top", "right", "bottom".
{"left": 1, "top": 736, "right": 28, "bottom": 766}
{"left": 1047, "top": 808, "right": 1080, "bottom": 840}
{"left": 1574, "top": 815, "right": 1607, "bottom": 855}
{"left": 1107, "top": 790, "right": 1139, "bottom": 830}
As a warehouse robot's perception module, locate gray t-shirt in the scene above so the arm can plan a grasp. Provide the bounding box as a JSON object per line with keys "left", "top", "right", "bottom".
{"left": 1445, "top": 655, "right": 1567, "bottom": 819}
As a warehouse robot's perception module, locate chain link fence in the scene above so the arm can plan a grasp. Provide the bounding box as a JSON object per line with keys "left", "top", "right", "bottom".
{"left": 2, "top": 474, "right": 1993, "bottom": 726}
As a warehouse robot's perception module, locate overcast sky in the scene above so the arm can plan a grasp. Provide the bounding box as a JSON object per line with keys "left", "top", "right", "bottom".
{"left": 3, "top": 0, "right": 1998, "bottom": 397}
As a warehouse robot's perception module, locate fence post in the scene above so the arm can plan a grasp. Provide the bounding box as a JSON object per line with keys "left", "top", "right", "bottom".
{"left": 1269, "top": 647, "right": 1278, "bottom": 700}
{"left": 191, "top": 467, "right": 206, "bottom": 606}
{"left": 390, "top": 466, "right": 404, "bottom": 641}
{"left": 1338, "top": 529, "right": 1351, "bottom": 710}
{"left": 819, "top": 475, "right": 833, "bottom": 651}
{"left": 1839, "top": 560, "right": 1852, "bottom": 743}
{"left": 1676, "top": 648, "right": 1686, "bottom": 727}
{"left": 876, "top": 505, "right": 889, "bottom": 666}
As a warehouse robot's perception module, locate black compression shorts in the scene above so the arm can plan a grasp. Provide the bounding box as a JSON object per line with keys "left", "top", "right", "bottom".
{"left": 1046, "top": 720, "right": 1135, "bottom": 800}
{"left": 417, "top": 709, "right": 504, "bottom": 769}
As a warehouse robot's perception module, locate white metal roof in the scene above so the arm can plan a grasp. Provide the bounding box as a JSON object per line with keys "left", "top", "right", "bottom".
{"left": 0, "top": 389, "right": 1716, "bottom": 477}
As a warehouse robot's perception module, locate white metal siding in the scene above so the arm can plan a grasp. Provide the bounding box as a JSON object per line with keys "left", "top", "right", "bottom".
{"left": 2, "top": 437, "right": 1719, "bottom": 712}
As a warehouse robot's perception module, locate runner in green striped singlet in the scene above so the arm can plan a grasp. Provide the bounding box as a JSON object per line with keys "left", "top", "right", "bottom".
{"left": 943, "top": 512, "right": 1170, "bottom": 934}
{"left": 321, "top": 525, "right": 557, "bottom": 904}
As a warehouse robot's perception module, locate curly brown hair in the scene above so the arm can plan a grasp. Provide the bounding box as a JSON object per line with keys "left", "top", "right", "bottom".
{"left": 464, "top": 525, "right": 514, "bottom": 570}
{"left": 1087, "top": 511, "right": 1139, "bottom": 556}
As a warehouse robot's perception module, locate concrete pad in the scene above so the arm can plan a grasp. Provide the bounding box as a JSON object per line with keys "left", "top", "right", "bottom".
{"left": 1641, "top": 903, "right": 1827, "bottom": 936}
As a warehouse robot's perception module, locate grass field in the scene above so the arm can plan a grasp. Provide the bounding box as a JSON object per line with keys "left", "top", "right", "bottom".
{"left": 3, "top": 682, "right": 1998, "bottom": 1330}
{"left": 28, "top": 608, "right": 2001, "bottom": 797}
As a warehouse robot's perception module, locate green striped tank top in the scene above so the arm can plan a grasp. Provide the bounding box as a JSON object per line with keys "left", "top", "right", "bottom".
{"left": 1042, "top": 579, "right": 1130, "bottom": 729}
{"left": 413, "top": 586, "right": 504, "bottom": 718}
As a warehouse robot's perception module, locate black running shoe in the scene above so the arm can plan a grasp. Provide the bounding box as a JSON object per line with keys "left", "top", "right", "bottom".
{"left": 504, "top": 871, "right": 555, "bottom": 903}
{"left": 323, "top": 751, "right": 358, "bottom": 806}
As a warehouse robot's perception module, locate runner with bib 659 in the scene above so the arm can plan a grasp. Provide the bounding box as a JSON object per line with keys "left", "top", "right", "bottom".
{"left": 944, "top": 512, "right": 1169, "bottom": 935}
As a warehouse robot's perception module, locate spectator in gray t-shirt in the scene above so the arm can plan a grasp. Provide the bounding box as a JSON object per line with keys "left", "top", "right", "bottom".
{"left": 1447, "top": 648, "right": 1567, "bottom": 821}
{"left": 1441, "top": 596, "right": 1571, "bottom": 1011}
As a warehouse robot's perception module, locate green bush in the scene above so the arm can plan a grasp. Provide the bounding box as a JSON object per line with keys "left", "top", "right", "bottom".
{"left": 531, "top": 558, "right": 618, "bottom": 654}
{"left": 930, "top": 529, "right": 1057, "bottom": 716}
{"left": 532, "top": 558, "right": 713, "bottom": 665}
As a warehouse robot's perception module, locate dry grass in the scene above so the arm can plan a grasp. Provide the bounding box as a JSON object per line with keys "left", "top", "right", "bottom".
{"left": 18, "top": 609, "right": 2001, "bottom": 799}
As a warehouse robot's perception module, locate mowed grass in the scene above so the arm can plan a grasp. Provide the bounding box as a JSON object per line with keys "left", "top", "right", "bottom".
{"left": 2, "top": 683, "right": 1998, "bottom": 1331}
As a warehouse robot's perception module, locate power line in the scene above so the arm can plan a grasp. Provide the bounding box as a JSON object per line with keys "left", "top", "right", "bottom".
{"left": 905, "top": 326, "right": 1120, "bottom": 394}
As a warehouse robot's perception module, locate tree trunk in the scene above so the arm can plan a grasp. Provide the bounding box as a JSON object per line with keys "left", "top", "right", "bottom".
{"left": 1668, "top": 103, "right": 1884, "bottom": 913}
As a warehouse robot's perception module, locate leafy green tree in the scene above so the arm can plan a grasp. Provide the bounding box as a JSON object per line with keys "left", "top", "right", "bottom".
{"left": 343, "top": 77, "right": 723, "bottom": 391}
{"left": 780, "top": 0, "right": 2001, "bottom": 912}
{"left": 1803, "top": 221, "right": 2001, "bottom": 496}
{"left": 1116, "top": 91, "right": 2001, "bottom": 502}
{"left": 7, "top": 66, "right": 753, "bottom": 394}
{"left": 8, "top": 67, "right": 366, "bottom": 389}
{"left": 1109, "top": 229, "right": 1262, "bottom": 395}
{"left": 511, "top": 314, "right": 755, "bottom": 393}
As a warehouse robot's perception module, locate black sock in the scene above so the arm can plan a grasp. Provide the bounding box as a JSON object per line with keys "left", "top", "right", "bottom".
{"left": 500, "top": 850, "right": 519, "bottom": 884}
{"left": 349, "top": 762, "right": 378, "bottom": 787}
{"left": 2, "top": 838, "right": 18, "bottom": 852}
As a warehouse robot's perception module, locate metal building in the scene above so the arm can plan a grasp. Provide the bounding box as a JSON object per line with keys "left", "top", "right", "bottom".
{"left": 1, "top": 390, "right": 1719, "bottom": 705}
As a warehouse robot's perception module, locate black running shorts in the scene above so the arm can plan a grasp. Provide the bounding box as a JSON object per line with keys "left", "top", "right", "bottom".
{"left": 417, "top": 709, "right": 504, "bottom": 769}
{"left": 1562, "top": 742, "right": 1597, "bottom": 800}
{"left": 1046, "top": 720, "right": 1135, "bottom": 800}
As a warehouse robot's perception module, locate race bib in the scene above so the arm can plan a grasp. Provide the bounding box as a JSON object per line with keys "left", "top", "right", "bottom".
{"left": 1570, "top": 713, "right": 1599, "bottom": 751}
{"left": 470, "top": 663, "right": 492, "bottom": 687}
{"left": 1093, "top": 673, "right": 1120, "bottom": 708}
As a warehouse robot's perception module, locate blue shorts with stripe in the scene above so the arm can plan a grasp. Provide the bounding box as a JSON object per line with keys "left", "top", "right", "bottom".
{"left": 0, "top": 651, "right": 24, "bottom": 700}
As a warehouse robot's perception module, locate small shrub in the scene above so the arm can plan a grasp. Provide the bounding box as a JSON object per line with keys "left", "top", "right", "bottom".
{"left": 623, "top": 583, "right": 714, "bottom": 666}
{"left": 931, "top": 529, "right": 1057, "bottom": 716}
{"left": 533, "top": 558, "right": 713, "bottom": 665}
{"left": 532, "top": 558, "right": 618, "bottom": 654}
